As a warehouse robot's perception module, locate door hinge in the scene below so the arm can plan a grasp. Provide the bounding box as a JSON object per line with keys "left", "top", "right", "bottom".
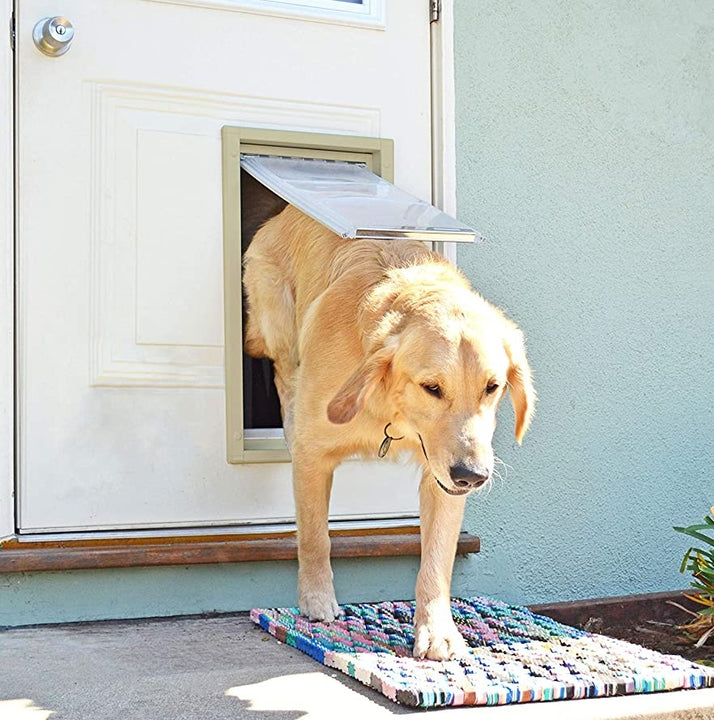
{"left": 430, "top": 0, "right": 441, "bottom": 23}
{"left": 10, "top": 11, "right": 15, "bottom": 51}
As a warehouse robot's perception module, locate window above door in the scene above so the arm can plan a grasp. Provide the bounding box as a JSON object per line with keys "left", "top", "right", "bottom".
{"left": 144, "top": 0, "right": 387, "bottom": 28}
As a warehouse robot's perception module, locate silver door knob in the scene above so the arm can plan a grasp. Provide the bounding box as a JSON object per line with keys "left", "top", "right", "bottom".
{"left": 32, "top": 17, "right": 74, "bottom": 57}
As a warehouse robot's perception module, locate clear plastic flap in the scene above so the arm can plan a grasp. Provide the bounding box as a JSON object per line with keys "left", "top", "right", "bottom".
{"left": 240, "top": 154, "right": 480, "bottom": 243}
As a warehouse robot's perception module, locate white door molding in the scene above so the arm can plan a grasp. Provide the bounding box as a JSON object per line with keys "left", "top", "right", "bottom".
{"left": 1, "top": 0, "right": 14, "bottom": 539}
{"left": 431, "top": 0, "right": 458, "bottom": 265}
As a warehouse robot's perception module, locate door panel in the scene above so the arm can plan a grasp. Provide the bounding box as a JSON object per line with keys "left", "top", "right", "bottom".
{"left": 17, "top": 0, "right": 431, "bottom": 532}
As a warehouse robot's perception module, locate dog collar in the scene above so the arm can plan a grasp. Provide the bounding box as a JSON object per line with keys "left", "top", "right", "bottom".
{"left": 378, "top": 423, "right": 404, "bottom": 458}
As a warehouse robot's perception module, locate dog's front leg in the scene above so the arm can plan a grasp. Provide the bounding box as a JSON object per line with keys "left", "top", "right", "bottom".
{"left": 272, "top": 364, "right": 296, "bottom": 451}
{"left": 293, "top": 451, "right": 341, "bottom": 622}
{"left": 413, "top": 473, "right": 469, "bottom": 660}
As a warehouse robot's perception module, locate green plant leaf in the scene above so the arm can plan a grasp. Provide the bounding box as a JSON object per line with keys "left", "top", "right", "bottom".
{"left": 675, "top": 522, "right": 714, "bottom": 532}
{"left": 695, "top": 566, "right": 714, "bottom": 580}
{"left": 675, "top": 512, "right": 714, "bottom": 649}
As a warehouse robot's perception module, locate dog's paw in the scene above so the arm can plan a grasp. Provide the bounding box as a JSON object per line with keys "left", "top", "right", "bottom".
{"left": 298, "top": 587, "right": 342, "bottom": 623}
{"left": 413, "top": 617, "right": 469, "bottom": 661}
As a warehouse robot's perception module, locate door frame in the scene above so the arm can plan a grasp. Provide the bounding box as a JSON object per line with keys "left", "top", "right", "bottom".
{"left": 222, "top": 126, "right": 395, "bottom": 464}
{"left": 0, "top": 0, "right": 458, "bottom": 543}
{"left": 1, "top": 0, "right": 13, "bottom": 541}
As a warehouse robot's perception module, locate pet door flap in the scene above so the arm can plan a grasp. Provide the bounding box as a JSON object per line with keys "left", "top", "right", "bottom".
{"left": 240, "top": 154, "right": 480, "bottom": 243}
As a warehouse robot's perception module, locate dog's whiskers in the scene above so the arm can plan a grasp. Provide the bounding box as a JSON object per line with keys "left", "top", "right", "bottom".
{"left": 489, "top": 455, "right": 512, "bottom": 490}
{"left": 493, "top": 455, "right": 511, "bottom": 476}
{"left": 473, "top": 476, "right": 494, "bottom": 498}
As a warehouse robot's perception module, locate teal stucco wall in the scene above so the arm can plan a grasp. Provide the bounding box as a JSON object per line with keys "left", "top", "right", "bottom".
{"left": 1, "top": 1, "right": 712, "bottom": 627}
{"left": 453, "top": 0, "right": 713, "bottom": 603}
{"left": 0, "top": 558, "right": 423, "bottom": 627}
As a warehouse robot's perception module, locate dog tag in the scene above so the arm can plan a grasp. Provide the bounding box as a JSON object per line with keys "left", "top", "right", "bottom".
{"left": 378, "top": 423, "right": 403, "bottom": 458}
{"left": 378, "top": 436, "right": 392, "bottom": 458}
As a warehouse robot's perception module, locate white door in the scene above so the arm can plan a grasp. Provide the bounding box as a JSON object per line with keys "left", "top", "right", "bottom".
{"left": 17, "top": 0, "right": 432, "bottom": 533}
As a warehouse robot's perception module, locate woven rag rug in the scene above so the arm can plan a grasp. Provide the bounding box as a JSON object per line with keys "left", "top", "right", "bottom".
{"left": 251, "top": 596, "right": 714, "bottom": 708}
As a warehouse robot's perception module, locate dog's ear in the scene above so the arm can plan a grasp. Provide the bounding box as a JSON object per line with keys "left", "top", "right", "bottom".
{"left": 504, "top": 328, "right": 536, "bottom": 444}
{"left": 327, "top": 345, "right": 393, "bottom": 425}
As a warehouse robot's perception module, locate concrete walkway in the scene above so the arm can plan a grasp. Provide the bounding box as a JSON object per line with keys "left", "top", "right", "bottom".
{"left": 1, "top": 614, "right": 713, "bottom": 720}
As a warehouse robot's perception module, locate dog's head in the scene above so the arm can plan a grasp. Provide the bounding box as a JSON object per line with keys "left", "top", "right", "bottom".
{"left": 327, "top": 268, "right": 535, "bottom": 496}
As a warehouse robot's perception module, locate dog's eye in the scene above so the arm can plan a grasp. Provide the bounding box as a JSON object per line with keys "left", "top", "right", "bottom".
{"left": 421, "top": 383, "right": 443, "bottom": 399}
{"left": 485, "top": 382, "right": 499, "bottom": 396}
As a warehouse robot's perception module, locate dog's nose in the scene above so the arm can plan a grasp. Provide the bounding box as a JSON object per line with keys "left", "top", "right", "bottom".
{"left": 449, "top": 463, "right": 489, "bottom": 489}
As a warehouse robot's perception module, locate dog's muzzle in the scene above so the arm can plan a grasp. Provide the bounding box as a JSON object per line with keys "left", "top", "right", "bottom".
{"left": 434, "top": 463, "right": 490, "bottom": 495}
{"left": 449, "top": 462, "right": 490, "bottom": 490}
{"left": 435, "top": 477, "right": 472, "bottom": 496}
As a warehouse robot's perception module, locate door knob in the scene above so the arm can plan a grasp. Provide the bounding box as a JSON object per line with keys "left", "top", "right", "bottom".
{"left": 32, "top": 17, "right": 74, "bottom": 57}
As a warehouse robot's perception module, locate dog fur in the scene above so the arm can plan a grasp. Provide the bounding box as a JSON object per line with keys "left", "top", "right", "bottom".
{"left": 243, "top": 204, "right": 535, "bottom": 660}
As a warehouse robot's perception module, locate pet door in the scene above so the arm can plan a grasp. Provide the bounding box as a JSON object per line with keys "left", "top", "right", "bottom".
{"left": 240, "top": 154, "right": 479, "bottom": 243}
{"left": 222, "top": 126, "right": 479, "bottom": 464}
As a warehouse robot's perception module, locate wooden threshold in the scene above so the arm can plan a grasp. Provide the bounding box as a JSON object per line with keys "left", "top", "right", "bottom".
{"left": 0, "top": 528, "right": 480, "bottom": 573}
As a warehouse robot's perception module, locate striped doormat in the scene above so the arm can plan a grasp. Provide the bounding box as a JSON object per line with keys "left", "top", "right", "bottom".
{"left": 251, "top": 596, "right": 714, "bottom": 708}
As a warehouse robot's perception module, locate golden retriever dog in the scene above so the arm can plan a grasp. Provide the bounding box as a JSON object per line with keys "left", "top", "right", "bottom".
{"left": 243, "top": 205, "right": 535, "bottom": 660}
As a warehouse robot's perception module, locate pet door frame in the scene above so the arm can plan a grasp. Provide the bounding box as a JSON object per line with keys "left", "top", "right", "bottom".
{"left": 222, "top": 126, "right": 394, "bottom": 463}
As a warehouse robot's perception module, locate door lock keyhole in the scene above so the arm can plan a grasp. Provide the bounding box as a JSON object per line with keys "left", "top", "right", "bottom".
{"left": 32, "top": 17, "right": 75, "bottom": 57}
